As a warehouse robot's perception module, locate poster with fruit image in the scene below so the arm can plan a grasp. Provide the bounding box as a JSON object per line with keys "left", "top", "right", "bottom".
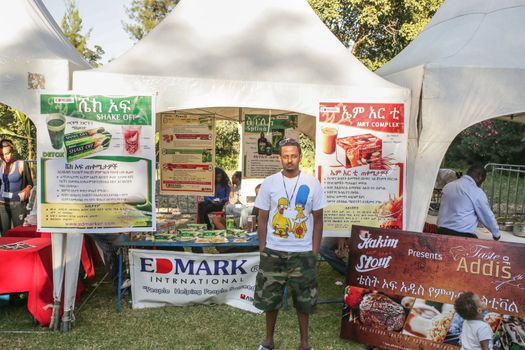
{"left": 159, "top": 114, "right": 215, "bottom": 196}
{"left": 316, "top": 102, "right": 407, "bottom": 237}
{"left": 37, "top": 93, "right": 155, "bottom": 233}
{"left": 242, "top": 114, "right": 299, "bottom": 178}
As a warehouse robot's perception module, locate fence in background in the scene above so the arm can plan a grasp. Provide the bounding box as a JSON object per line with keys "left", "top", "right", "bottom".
{"left": 484, "top": 163, "right": 525, "bottom": 219}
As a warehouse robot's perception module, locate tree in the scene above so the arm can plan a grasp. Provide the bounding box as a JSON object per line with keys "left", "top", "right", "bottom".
{"left": 123, "top": 0, "right": 180, "bottom": 41}
{"left": 215, "top": 120, "right": 240, "bottom": 172}
{"left": 308, "top": 0, "right": 444, "bottom": 70}
{"left": 61, "top": 0, "right": 104, "bottom": 66}
{"left": 0, "top": 104, "right": 36, "bottom": 161}
{"left": 444, "top": 120, "right": 525, "bottom": 168}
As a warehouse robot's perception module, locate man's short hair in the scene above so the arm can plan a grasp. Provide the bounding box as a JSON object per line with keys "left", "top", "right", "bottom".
{"left": 278, "top": 138, "right": 302, "bottom": 155}
{"left": 467, "top": 165, "right": 486, "bottom": 180}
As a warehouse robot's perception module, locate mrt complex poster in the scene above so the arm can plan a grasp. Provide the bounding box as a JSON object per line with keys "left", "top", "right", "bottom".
{"left": 316, "top": 102, "right": 407, "bottom": 237}
{"left": 242, "top": 114, "right": 299, "bottom": 178}
{"left": 37, "top": 93, "right": 155, "bottom": 233}
{"left": 341, "top": 226, "right": 525, "bottom": 350}
{"left": 159, "top": 114, "right": 215, "bottom": 196}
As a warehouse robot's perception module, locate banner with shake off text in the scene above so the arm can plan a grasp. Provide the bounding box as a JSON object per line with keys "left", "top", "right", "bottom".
{"left": 341, "top": 226, "right": 525, "bottom": 350}
{"left": 316, "top": 102, "right": 408, "bottom": 237}
{"left": 37, "top": 93, "right": 155, "bottom": 233}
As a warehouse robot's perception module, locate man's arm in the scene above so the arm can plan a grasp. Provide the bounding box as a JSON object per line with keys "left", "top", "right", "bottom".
{"left": 257, "top": 209, "right": 269, "bottom": 252}
{"left": 473, "top": 193, "right": 501, "bottom": 240}
{"left": 312, "top": 209, "right": 323, "bottom": 256}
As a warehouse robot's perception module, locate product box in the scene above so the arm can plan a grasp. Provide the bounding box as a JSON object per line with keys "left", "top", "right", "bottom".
{"left": 336, "top": 133, "right": 382, "bottom": 168}
{"left": 64, "top": 128, "right": 112, "bottom": 162}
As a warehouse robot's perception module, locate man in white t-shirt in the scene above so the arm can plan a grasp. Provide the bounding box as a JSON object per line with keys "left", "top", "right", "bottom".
{"left": 253, "top": 138, "right": 327, "bottom": 350}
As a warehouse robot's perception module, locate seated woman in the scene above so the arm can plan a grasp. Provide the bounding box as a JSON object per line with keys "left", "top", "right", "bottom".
{"left": 198, "top": 167, "right": 230, "bottom": 229}
{"left": 0, "top": 139, "right": 33, "bottom": 235}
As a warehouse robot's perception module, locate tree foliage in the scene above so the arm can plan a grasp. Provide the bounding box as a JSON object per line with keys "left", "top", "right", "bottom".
{"left": 61, "top": 0, "right": 104, "bottom": 66}
{"left": 444, "top": 120, "right": 525, "bottom": 167}
{"left": 123, "top": 0, "right": 180, "bottom": 41}
{"left": 308, "top": 0, "right": 444, "bottom": 70}
{"left": 215, "top": 120, "right": 240, "bottom": 172}
{"left": 0, "top": 104, "right": 36, "bottom": 160}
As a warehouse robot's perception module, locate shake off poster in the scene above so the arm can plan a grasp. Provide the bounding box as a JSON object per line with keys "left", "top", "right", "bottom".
{"left": 341, "top": 226, "right": 525, "bottom": 350}
{"left": 243, "top": 114, "right": 299, "bottom": 178}
{"left": 316, "top": 102, "right": 407, "bottom": 237}
{"left": 159, "top": 114, "right": 215, "bottom": 196}
{"left": 37, "top": 94, "right": 155, "bottom": 233}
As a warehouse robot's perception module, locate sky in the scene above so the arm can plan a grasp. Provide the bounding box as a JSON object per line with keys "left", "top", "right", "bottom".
{"left": 41, "top": 0, "right": 135, "bottom": 63}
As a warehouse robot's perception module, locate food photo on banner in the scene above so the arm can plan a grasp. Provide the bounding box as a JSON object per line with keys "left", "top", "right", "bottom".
{"left": 242, "top": 113, "right": 299, "bottom": 178}
{"left": 340, "top": 225, "right": 525, "bottom": 350}
{"left": 129, "top": 249, "right": 261, "bottom": 313}
{"left": 37, "top": 93, "right": 156, "bottom": 233}
{"left": 316, "top": 102, "right": 408, "bottom": 237}
{"left": 159, "top": 113, "right": 215, "bottom": 196}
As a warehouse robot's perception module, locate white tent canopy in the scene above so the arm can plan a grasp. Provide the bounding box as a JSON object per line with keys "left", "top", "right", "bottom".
{"left": 0, "top": 0, "right": 89, "bottom": 115}
{"left": 74, "top": 0, "right": 409, "bottom": 140}
{"left": 378, "top": 0, "right": 525, "bottom": 232}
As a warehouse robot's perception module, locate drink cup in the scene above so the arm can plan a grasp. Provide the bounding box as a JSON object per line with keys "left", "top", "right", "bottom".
{"left": 46, "top": 114, "right": 66, "bottom": 150}
{"left": 321, "top": 126, "right": 338, "bottom": 154}
{"left": 122, "top": 125, "right": 141, "bottom": 154}
{"left": 247, "top": 214, "right": 256, "bottom": 232}
{"left": 226, "top": 215, "right": 235, "bottom": 230}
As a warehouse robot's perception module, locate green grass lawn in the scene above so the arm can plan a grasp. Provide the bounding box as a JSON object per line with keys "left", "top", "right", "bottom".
{"left": 0, "top": 263, "right": 365, "bottom": 350}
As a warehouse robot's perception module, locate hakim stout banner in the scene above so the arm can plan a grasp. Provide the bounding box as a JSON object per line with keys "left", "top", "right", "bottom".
{"left": 341, "top": 226, "right": 525, "bottom": 350}
{"left": 316, "top": 102, "right": 407, "bottom": 237}
{"left": 159, "top": 113, "right": 215, "bottom": 196}
{"left": 242, "top": 114, "right": 299, "bottom": 178}
{"left": 129, "top": 250, "right": 261, "bottom": 313}
{"left": 37, "top": 93, "right": 155, "bottom": 233}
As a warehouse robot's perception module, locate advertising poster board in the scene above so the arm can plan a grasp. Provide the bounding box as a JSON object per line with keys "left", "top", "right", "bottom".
{"left": 130, "top": 249, "right": 261, "bottom": 313}
{"left": 341, "top": 226, "right": 525, "bottom": 350}
{"left": 37, "top": 93, "right": 155, "bottom": 233}
{"left": 316, "top": 102, "right": 407, "bottom": 237}
{"left": 159, "top": 114, "right": 215, "bottom": 196}
{"left": 242, "top": 114, "right": 299, "bottom": 178}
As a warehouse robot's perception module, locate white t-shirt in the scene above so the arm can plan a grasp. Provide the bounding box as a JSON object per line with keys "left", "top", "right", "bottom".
{"left": 460, "top": 320, "right": 493, "bottom": 350}
{"left": 255, "top": 171, "right": 327, "bottom": 252}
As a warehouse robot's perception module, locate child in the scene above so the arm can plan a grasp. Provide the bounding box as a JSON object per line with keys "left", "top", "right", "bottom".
{"left": 454, "top": 292, "right": 493, "bottom": 350}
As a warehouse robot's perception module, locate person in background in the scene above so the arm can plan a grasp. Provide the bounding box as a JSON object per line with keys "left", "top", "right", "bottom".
{"left": 437, "top": 165, "right": 500, "bottom": 240}
{"left": 435, "top": 168, "right": 462, "bottom": 190}
{"left": 198, "top": 167, "right": 230, "bottom": 229}
{"left": 454, "top": 292, "right": 493, "bottom": 350}
{"left": 0, "top": 139, "right": 33, "bottom": 235}
{"left": 254, "top": 138, "right": 326, "bottom": 350}
{"left": 212, "top": 183, "right": 262, "bottom": 231}
{"left": 225, "top": 171, "right": 248, "bottom": 227}
{"left": 319, "top": 237, "right": 348, "bottom": 276}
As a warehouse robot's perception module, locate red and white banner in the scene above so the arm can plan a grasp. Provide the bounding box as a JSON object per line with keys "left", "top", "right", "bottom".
{"left": 316, "top": 102, "right": 408, "bottom": 237}
{"left": 129, "top": 249, "right": 261, "bottom": 313}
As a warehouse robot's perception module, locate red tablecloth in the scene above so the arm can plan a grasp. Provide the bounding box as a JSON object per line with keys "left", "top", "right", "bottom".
{"left": 4, "top": 225, "right": 51, "bottom": 238}
{"left": 5, "top": 226, "right": 97, "bottom": 280}
{"left": 0, "top": 237, "right": 54, "bottom": 326}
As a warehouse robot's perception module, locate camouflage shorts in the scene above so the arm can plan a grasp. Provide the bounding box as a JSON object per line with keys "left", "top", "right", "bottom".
{"left": 254, "top": 248, "right": 318, "bottom": 314}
